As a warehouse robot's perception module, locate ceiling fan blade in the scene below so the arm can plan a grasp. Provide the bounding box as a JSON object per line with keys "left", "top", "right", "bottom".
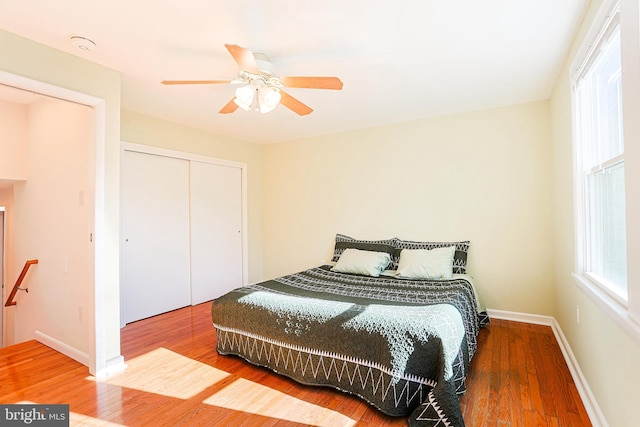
{"left": 219, "top": 98, "right": 239, "bottom": 114}
{"left": 225, "top": 44, "right": 260, "bottom": 74}
{"left": 162, "top": 80, "right": 231, "bottom": 85}
{"left": 280, "top": 76, "right": 343, "bottom": 90}
{"left": 280, "top": 90, "right": 313, "bottom": 116}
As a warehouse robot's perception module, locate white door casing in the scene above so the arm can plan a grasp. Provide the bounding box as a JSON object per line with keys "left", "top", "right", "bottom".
{"left": 0, "top": 209, "right": 4, "bottom": 348}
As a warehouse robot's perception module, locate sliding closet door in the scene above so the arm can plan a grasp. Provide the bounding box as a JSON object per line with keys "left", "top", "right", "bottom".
{"left": 190, "top": 161, "right": 243, "bottom": 304}
{"left": 122, "top": 151, "right": 191, "bottom": 324}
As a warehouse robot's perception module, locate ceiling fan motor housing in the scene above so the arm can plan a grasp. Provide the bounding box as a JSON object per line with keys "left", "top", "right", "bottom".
{"left": 253, "top": 52, "right": 276, "bottom": 77}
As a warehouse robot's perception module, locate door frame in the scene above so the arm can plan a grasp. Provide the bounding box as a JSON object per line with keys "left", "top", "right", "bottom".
{"left": 0, "top": 208, "right": 4, "bottom": 348}
{"left": 0, "top": 70, "right": 113, "bottom": 376}
{"left": 119, "top": 141, "right": 248, "bottom": 325}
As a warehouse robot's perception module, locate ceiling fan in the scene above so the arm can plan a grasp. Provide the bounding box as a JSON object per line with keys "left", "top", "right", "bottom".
{"left": 161, "top": 44, "right": 343, "bottom": 116}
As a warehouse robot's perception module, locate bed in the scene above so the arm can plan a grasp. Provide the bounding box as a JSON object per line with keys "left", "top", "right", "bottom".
{"left": 211, "top": 235, "right": 489, "bottom": 427}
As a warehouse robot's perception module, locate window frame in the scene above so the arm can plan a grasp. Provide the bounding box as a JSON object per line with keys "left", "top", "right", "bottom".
{"left": 573, "top": 0, "right": 626, "bottom": 301}
{"left": 570, "top": 0, "right": 640, "bottom": 345}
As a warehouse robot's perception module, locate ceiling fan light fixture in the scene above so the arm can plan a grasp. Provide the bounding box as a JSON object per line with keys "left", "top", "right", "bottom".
{"left": 257, "top": 86, "right": 281, "bottom": 113}
{"left": 233, "top": 84, "right": 255, "bottom": 111}
{"left": 233, "top": 83, "right": 281, "bottom": 114}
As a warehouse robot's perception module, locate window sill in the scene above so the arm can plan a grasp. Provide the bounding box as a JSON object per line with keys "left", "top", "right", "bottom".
{"left": 573, "top": 273, "right": 640, "bottom": 345}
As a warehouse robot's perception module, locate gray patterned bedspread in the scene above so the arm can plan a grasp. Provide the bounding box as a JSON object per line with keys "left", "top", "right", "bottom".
{"left": 211, "top": 265, "right": 489, "bottom": 426}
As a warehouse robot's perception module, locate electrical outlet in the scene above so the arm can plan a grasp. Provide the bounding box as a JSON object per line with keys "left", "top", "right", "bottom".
{"left": 79, "top": 306, "right": 83, "bottom": 321}
{"left": 62, "top": 257, "right": 68, "bottom": 273}
{"left": 576, "top": 305, "right": 580, "bottom": 324}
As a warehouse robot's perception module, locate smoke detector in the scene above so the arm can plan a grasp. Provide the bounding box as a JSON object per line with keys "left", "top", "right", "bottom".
{"left": 70, "top": 35, "right": 96, "bottom": 51}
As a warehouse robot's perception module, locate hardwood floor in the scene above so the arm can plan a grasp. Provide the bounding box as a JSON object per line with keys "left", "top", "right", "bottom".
{"left": 0, "top": 303, "right": 591, "bottom": 426}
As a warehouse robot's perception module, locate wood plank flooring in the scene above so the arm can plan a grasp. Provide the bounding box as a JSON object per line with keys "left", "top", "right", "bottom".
{"left": 0, "top": 302, "right": 591, "bottom": 426}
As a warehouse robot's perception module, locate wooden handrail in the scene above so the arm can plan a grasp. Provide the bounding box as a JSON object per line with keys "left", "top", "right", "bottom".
{"left": 4, "top": 259, "right": 38, "bottom": 307}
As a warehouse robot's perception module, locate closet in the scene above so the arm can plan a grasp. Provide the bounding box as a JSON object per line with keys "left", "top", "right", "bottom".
{"left": 121, "top": 145, "right": 245, "bottom": 324}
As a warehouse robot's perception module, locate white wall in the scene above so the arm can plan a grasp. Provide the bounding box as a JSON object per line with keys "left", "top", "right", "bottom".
{"left": 0, "top": 28, "right": 122, "bottom": 373}
{"left": 0, "top": 186, "right": 15, "bottom": 344}
{"left": 262, "top": 100, "right": 555, "bottom": 316}
{"left": 550, "top": 0, "right": 640, "bottom": 425}
{"left": 0, "top": 99, "right": 27, "bottom": 181}
{"left": 12, "top": 97, "right": 93, "bottom": 356}
{"left": 0, "top": 98, "right": 26, "bottom": 341}
{"left": 0, "top": 98, "right": 25, "bottom": 346}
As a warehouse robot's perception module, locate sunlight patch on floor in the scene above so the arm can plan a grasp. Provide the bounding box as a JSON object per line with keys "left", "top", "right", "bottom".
{"left": 90, "top": 347, "right": 230, "bottom": 399}
{"left": 15, "top": 402, "right": 125, "bottom": 426}
{"left": 202, "top": 377, "right": 357, "bottom": 427}
{"left": 69, "top": 412, "right": 126, "bottom": 426}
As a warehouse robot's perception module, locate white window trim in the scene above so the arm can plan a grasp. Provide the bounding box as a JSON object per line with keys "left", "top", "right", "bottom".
{"left": 573, "top": 273, "right": 640, "bottom": 343}
{"left": 585, "top": 154, "right": 623, "bottom": 174}
{"left": 571, "top": 2, "right": 620, "bottom": 83}
{"left": 570, "top": 0, "right": 640, "bottom": 345}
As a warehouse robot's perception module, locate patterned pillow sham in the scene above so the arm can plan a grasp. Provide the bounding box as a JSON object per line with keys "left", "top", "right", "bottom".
{"left": 331, "top": 234, "right": 397, "bottom": 263}
{"left": 392, "top": 239, "right": 470, "bottom": 274}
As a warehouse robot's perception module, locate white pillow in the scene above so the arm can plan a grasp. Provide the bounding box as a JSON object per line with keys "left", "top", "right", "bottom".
{"left": 331, "top": 248, "right": 391, "bottom": 277}
{"left": 395, "top": 246, "right": 456, "bottom": 280}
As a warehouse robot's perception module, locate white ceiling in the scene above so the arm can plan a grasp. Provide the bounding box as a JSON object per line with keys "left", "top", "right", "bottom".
{"left": 0, "top": 0, "right": 587, "bottom": 144}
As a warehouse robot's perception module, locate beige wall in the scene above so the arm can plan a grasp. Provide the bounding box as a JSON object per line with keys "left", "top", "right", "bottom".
{"left": 550, "top": 0, "right": 640, "bottom": 425}
{"left": 262, "top": 101, "right": 555, "bottom": 315}
{"left": 120, "top": 110, "right": 265, "bottom": 283}
{"left": 3, "top": 6, "right": 638, "bottom": 423}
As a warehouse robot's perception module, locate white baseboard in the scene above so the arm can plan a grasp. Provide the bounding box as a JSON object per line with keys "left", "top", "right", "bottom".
{"left": 487, "top": 309, "right": 608, "bottom": 427}
{"left": 34, "top": 330, "right": 90, "bottom": 367}
{"left": 34, "top": 330, "right": 127, "bottom": 379}
{"left": 486, "top": 308, "right": 554, "bottom": 326}
{"left": 94, "top": 355, "right": 127, "bottom": 379}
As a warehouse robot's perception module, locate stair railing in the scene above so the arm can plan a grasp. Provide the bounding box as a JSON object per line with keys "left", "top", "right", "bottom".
{"left": 4, "top": 259, "right": 38, "bottom": 307}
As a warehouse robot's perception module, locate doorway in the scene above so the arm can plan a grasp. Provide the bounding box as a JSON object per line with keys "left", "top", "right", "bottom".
{"left": 0, "top": 208, "right": 4, "bottom": 348}
{"left": 0, "top": 70, "right": 115, "bottom": 375}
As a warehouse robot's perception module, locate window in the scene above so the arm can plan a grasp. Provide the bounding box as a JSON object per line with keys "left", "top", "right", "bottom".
{"left": 573, "top": 3, "right": 627, "bottom": 304}
{"left": 571, "top": 0, "right": 640, "bottom": 343}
